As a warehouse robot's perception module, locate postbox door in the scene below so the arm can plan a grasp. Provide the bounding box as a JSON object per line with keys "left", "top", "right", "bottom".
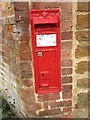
{"left": 37, "top": 50, "right": 59, "bottom": 90}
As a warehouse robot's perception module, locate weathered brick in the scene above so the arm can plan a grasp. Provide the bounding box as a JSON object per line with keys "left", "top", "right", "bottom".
{"left": 22, "top": 79, "right": 33, "bottom": 87}
{"left": 32, "top": 2, "right": 60, "bottom": 9}
{"left": 61, "top": 59, "right": 72, "bottom": 67}
{"left": 22, "top": 94, "right": 35, "bottom": 104}
{"left": 8, "top": 4, "right": 15, "bottom": 16}
{"left": 25, "top": 103, "right": 41, "bottom": 111}
{"left": 21, "top": 87, "right": 34, "bottom": 96}
{"left": 61, "top": 76, "right": 72, "bottom": 84}
{"left": 61, "top": 114, "right": 72, "bottom": 118}
{"left": 19, "top": 41, "right": 32, "bottom": 61}
{"left": 62, "top": 85, "right": 72, "bottom": 92}
{"left": 75, "top": 61, "right": 90, "bottom": 74}
{"left": 20, "top": 32, "right": 30, "bottom": 41}
{"left": 49, "top": 100, "right": 72, "bottom": 108}
{"left": 20, "top": 62, "right": 32, "bottom": 78}
{"left": 75, "top": 46, "right": 88, "bottom": 58}
{"left": 61, "top": 50, "right": 72, "bottom": 58}
{"left": 61, "top": 10, "right": 72, "bottom": 20}
{"left": 62, "top": 107, "right": 72, "bottom": 113}
{"left": 26, "top": 111, "right": 37, "bottom": 118}
{"left": 39, "top": 108, "right": 61, "bottom": 117}
{"left": 15, "top": 10, "right": 29, "bottom": 22}
{"left": 76, "top": 15, "right": 89, "bottom": 30}
{"left": 2, "top": 44, "right": 10, "bottom": 52}
{"left": 61, "top": 20, "right": 72, "bottom": 31}
{"left": 62, "top": 68, "right": 72, "bottom": 75}
{"left": 61, "top": 31, "right": 73, "bottom": 40}
{"left": 62, "top": 91, "right": 72, "bottom": 99}
{"left": 60, "top": 3, "right": 72, "bottom": 11}
{"left": 14, "top": 2, "right": 29, "bottom": 11}
{"left": 43, "top": 102, "right": 49, "bottom": 109}
{"left": 37, "top": 93, "right": 60, "bottom": 102}
{"left": 61, "top": 41, "right": 72, "bottom": 49}
{"left": 16, "top": 22, "right": 29, "bottom": 32}
{"left": 75, "top": 92, "right": 88, "bottom": 109}
{"left": 78, "top": 2, "right": 89, "bottom": 12}
{"left": 76, "top": 31, "right": 89, "bottom": 41}
{"left": 3, "top": 25, "right": 14, "bottom": 33}
{"left": 77, "top": 78, "right": 88, "bottom": 88}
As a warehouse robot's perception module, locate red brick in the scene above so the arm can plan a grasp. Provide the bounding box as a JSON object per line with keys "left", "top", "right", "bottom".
{"left": 20, "top": 62, "right": 32, "bottom": 78}
{"left": 21, "top": 87, "right": 34, "bottom": 96}
{"left": 20, "top": 32, "right": 30, "bottom": 41}
{"left": 61, "top": 114, "right": 72, "bottom": 118}
{"left": 26, "top": 111, "right": 37, "bottom": 117}
{"left": 38, "top": 93, "right": 60, "bottom": 101}
{"left": 2, "top": 44, "right": 10, "bottom": 52}
{"left": 16, "top": 22, "right": 29, "bottom": 33}
{"left": 61, "top": 41, "right": 72, "bottom": 49}
{"left": 43, "top": 102, "right": 48, "bottom": 109}
{"left": 61, "top": 76, "right": 72, "bottom": 84}
{"left": 15, "top": 10, "right": 29, "bottom": 22}
{"left": 22, "top": 94, "right": 35, "bottom": 104}
{"left": 61, "top": 3, "right": 72, "bottom": 11}
{"left": 61, "top": 31, "right": 73, "bottom": 40}
{"left": 32, "top": 2, "right": 60, "bottom": 9}
{"left": 39, "top": 108, "right": 61, "bottom": 117}
{"left": 61, "top": 50, "right": 71, "bottom": 58}
{"left": 61, "top": 10, "right": 72, "bottom": 20}
{"left": 61, "top": 59, "right": 72, "bottom": 67}
{"left": 19, "top": 41, "right": 32, "bottom": 61}
{"left": 61, "top": 20, "right": 72, "bottom": 31}
{"left": 25, "top": 103, "right": 41, "bottom": 111}
{"left": 62, "top": 85, "right": 72, "bottom": 92}
{"left": 62, "top": 91, "right": 72, "bottom": 99}
{"left": 62, "top": 68, "right": 72, "bottom": 75}
{"left": 14, "top": 2, "right": 29, "bottom": 11}
{"left": 62, "top": 107, "right": 72, "bottom": 113}
{"left": 49, "top": 100, "right": 72, "bottom": 108}
{"left": 22, "top": 79, "right": 33, "bottom": 87}
{"left": 2, "top": 57, "right": 9, "bottom": 64}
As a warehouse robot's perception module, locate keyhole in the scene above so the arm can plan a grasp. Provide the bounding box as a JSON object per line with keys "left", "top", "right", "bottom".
{"left": 42, "top": 73, "right": 44, "bottom": 76}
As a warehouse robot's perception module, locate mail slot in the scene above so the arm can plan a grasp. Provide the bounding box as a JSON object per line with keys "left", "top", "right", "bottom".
{"left": 30, "top": 8, "right": 61, "bottom": 94}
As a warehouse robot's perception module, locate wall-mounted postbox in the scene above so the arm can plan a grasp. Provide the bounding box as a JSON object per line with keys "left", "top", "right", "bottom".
{"left": 30, "top": 8, "right": 61, "bottom": 94}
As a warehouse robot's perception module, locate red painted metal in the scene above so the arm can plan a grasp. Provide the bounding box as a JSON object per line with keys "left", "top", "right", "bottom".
{"left": 30, "top": 8, "right": 61, "bottom": 94}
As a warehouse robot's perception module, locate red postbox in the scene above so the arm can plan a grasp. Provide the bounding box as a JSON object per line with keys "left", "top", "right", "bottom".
{"left": 30, "top": 8, "right": 61, "bottom": 94}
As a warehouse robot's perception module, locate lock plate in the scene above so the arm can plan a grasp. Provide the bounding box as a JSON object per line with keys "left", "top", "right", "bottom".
{"left": 38, "top": 52, "right": 42, "bottom": 56}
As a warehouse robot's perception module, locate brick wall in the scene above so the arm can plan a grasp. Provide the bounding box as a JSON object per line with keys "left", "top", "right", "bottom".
{"left": 0, "top": 1, "right": 89, "bottom": 118}
{"left": 1, "top": 2, "right": 25, "bottom": 117}
{"left": 72, "top": 2, "right": 89, "bottom": 118}
{"left": 24, "top": 2, "right": 73, "bottom": 118}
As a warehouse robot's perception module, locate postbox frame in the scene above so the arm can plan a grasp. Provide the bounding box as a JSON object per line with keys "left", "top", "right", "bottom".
{"left": 30, "top": 8, "right": 61, "bottom": 94}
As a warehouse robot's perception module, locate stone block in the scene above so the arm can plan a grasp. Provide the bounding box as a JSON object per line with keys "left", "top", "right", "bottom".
{"left": 75, "top": 46, "right": 88, "bottom": 58}
{"left": 77, "top": 2, "right": 89, "bottom": 12}
{"left": 75, "top": 92, "right": 88, "bottom": 109}
{"left": 76, "top": 15, "right": 89, "bottom": 30}
{"left": 75, "top": 61, "right": 90, "bottom": 74}
{"left": 77, "top": 78, "right": 88, "bottom": 88}
{"left": 76, "top": 31, "right": 89, "bottom": 41}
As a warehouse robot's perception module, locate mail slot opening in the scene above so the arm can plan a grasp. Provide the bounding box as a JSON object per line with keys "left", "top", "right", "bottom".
{"left": 34, "top": 23, "right": 57, "bottom": 29}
